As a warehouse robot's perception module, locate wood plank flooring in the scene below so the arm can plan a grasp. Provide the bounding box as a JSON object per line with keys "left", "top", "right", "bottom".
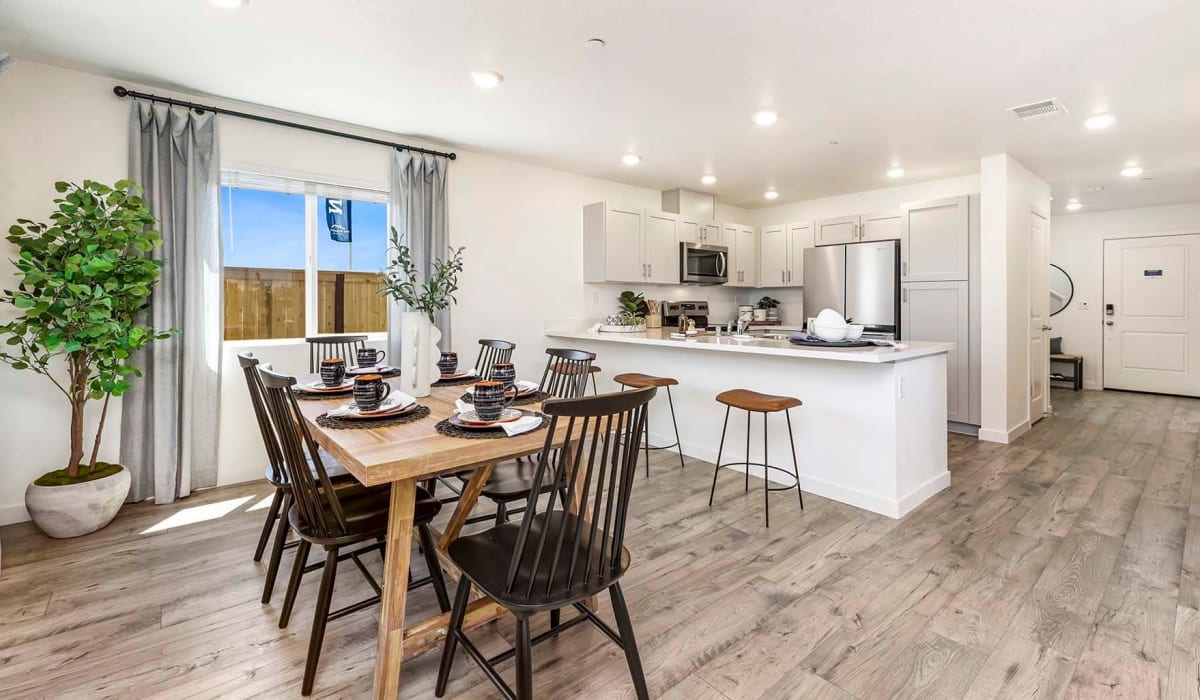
{"left": 2, "top": 388, "right": 1199, "bottom": 698}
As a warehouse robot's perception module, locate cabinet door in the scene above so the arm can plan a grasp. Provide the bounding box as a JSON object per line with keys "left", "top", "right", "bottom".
{"left": 737, "top": 225, "right": 759, "bottom": 287}
{"left": 860, "top": 211, "right": 901, "bottom": 242}
{"left": 901, "top": 196, "right": 969, "bottom": 282}
{"left": 677, "top": 220, "right": 701, "bottom": 244}
{"left": 605, "top": 205, "right": 645, "bottom": 283}
{"left": 787, "top": 221, "right": 814, "bottom": 286}
{"left": 644, "top": 211, "right": 679, "bottom": 284}
{"left": 902, "top": 281, "right": 969, "bottom": 422}
{"left": 815, "top": 215, "right": 859, "bottom": 246}
{"left": 759, "top": 225, "right": 788, "bottom": 287}
{"left": 702, "top": 223, "right": 722, "bottom": 245}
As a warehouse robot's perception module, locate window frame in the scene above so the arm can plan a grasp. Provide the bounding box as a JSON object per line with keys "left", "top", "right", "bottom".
{"left": 220, "top": 170, "right": 390, "bottom": 341}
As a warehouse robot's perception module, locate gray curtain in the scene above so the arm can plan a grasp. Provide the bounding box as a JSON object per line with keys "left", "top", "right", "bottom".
{"left": 121, "top": 100, "right": 222, "bottom": 504}
{"left": 387, "top": 149, "right": 450, "bottom": 354}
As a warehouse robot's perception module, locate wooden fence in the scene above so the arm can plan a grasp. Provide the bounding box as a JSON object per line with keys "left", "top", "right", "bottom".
{"left": 224, "top": 267, "right": 388, "bottom": 340}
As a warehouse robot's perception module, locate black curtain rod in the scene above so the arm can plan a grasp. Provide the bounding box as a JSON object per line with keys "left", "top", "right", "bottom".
{"left": 112, "top": 85, "right": 457, "bottom": 160}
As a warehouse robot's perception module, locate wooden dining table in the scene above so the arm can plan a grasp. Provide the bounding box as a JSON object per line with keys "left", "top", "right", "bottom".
{"left": 295, "top": 378, "right": 569, "bottom": 699}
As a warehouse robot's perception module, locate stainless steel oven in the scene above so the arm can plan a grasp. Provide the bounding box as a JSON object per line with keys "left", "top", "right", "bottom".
{"left": 679, "top": 243, "right": 728, "bottom": 285}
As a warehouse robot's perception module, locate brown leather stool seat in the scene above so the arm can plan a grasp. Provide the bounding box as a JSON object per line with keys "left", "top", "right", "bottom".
{"left": 715, "top": 389, "right": 802, "bottom": 413}
{"left": 613, "top": 372, "right": 680, "bottom": 389}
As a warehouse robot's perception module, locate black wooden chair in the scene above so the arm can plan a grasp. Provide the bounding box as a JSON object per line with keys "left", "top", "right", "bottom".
{"left": 238, "top": 352, "right": 354, "bottom": 604}
{"left": 436, "top": 387, "right": 656, "bottom": 700}
{"left": 474, "top": 338, "right": 516, "bottom": 378}
{"left": 305, "top": 334, "right": 368, "bottom": 372}
{"left": 255, "top": 365, "right": 451, "bottom": 696}
{"left": 458, "top": 348, "right": 597, "bottom": 525}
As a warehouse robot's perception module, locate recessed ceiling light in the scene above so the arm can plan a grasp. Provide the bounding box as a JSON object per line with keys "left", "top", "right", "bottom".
{"left": 764, "top": 189, "right": 780, "bottom": 200}
{"left": 621, "top": 153, "right": 641, "bottom": 166}
{"left": 1120, "top": 164, "right": 1143, "bottom": 177}
{"left": 701, "top": 175, "right": 717, "bottom": 185}
{"left": 470, "top": 71, "right": 504, "bottom": 89}
{"left": 208, "top": 0, "right": 248, "bottom": 6}
{"left": 1066, "top": 202, "right": 1083, "bottom": 211}
{"left": 886, "top": 167, "right": 905, "bottom": 178}
{"left": 1084, "top": 114, "right": 1116, "bottom": 130}
{"left": 752, "top": 110, "right": 778, "bottom": 127}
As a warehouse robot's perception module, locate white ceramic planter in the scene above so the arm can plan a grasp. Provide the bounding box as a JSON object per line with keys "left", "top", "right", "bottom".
{"left": 397, "top": 311, "right": 442, "bottom": 397}
{"left": 25, "top": 466, "right": 131, "bottom": 539}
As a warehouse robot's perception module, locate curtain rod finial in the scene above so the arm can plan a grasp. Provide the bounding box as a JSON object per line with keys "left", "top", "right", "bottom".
{"left": 449, "top": 153, "right": 458, "bottom": 160}
{"left": 113, "top": 85, "right": 129, "bottom": 98}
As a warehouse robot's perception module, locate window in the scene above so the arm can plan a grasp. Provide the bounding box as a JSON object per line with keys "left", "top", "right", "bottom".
{"left": 220, "top": 173, "right": 389, "bottom": 340}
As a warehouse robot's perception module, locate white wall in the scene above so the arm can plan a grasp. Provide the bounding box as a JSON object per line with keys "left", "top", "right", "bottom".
{"left": 1050, "top": 202, "right": 1200, "bottom": 389}
{"left": 978, "top": 154, "right": 1051, "bottom": 443}
{"left": 0, "top": 59, "right": 748, "bottom": 523}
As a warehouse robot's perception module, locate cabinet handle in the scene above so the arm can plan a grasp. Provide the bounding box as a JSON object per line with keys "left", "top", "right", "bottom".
{"left": 903, "top": 288, "right": 908, "bottom": 303}
{"left": 781, "top": 271, "right": 785, "bottom": 283}
{"left": 902, "top": 261, "right": 908, "bottom": 277}
{"left": 648, "top": 264, "right": 652, "bottom": 277}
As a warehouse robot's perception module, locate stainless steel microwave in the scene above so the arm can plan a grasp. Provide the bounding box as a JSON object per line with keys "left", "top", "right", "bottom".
{"left": 680, "top": 243, "right": 728, "bottom": 285}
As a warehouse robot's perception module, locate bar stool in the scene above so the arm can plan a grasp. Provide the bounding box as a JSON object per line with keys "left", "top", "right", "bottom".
{"left": 613, "top": 373, "right": 685, "bottom": 477}
{"left": 707, "top": 389, "right": 804, "bottom": 527}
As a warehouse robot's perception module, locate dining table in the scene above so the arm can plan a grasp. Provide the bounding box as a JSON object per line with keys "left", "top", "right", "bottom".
{"left": 295, "top": 377, "right": 572, "bottom": 699}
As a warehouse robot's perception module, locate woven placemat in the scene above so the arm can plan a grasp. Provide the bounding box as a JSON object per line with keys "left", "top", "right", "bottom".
{"left": 434, "top": 412, "right": 549, "bottom": 440}
{"left": 293, "top": 388, "right": 353, "bottom": 401}
{"left": 433, "top": 375, "right": 481, "bottom": 387}
{"left": 316, "top": 404, "right": 431, "bottom": 429}
{"left": 458, "top": 390, "right": 549, "bottom": 407}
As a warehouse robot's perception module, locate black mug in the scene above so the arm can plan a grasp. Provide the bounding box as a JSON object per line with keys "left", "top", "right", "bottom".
{"left": 356, "top": 348, "right": 386, "bottom": 367}
{"left": 473, "top": 380, "right": 515, "bottom": 421}
{"left": 319, "top": 358, "right": 346, "bottom": 387}
{"left": 438, "top": 351, "right": 458, "bottom": 376}
{"left": 489, "top": 362, "right": 517, "bottom": 393}
{"left": 353, "top": 374, "right": 392, "bottom": 411}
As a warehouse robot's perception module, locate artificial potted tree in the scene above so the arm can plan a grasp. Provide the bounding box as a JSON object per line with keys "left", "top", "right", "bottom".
{"left": 0, "top": 180, "right": 174, "bottom": 538}
{"left": 380, "top": 226, "right": 465, "bottom": 397}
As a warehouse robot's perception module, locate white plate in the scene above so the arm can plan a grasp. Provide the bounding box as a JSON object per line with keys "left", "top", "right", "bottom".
{"left": 347, "top": 365, "right": 396, "bottom": 375}
{"left": 300, "top": 380, "right": 354, "bottom": 392}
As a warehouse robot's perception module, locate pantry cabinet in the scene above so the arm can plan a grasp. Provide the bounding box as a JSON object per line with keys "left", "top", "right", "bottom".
{"left": 901, "top": 195, "right": 969, "bottom": 282}
{"left": 902, "top": 280, "right": 969, "bottom": 422}
{"left": 583, "top": 202, "right": 680, "bottom": 284}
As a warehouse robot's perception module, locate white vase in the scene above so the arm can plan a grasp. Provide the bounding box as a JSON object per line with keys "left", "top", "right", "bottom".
{"left": 398, "top": 311, "right": 442, "bottom": 397}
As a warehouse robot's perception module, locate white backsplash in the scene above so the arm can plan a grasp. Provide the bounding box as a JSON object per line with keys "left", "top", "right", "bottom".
{"left": 585, "top": 283, "right": 804, "bottom": 326}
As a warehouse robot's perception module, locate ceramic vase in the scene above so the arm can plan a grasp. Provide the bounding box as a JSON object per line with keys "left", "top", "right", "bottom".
{"left": 398, "top": 311, "right": 442, "bottom": 397}
{"left": 25, "top": 465, "right": 131, "bottom": 538}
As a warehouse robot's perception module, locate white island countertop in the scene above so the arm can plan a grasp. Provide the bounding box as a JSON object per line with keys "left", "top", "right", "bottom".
{"left": 546, "top": 323, "right": 953, "bottom": 364}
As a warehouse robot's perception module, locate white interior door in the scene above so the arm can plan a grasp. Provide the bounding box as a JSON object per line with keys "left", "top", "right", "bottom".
{"left": 1029, "top": 211, "right": 1049, "bottom": 422}
{"left": 1103, "top": 233, "right": 1200, "bottom": 396}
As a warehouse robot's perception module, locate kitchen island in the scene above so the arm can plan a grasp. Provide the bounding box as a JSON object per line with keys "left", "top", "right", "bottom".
{"left": 546, "top": 322, "right": 954, "bottom": 518}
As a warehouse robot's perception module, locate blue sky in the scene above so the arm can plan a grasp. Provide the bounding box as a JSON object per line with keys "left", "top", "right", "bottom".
{"left": 220, "top": 187, "right": 388, "bottom": 272}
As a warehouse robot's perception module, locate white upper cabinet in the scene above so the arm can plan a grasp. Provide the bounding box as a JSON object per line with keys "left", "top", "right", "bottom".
{"left": 701, "top": 222, "right": 722, "bottom": 245}
{"left": 644, "top": 210, "right": 679, "bottom": 284}
{"left": 760, "top": 224, "right": 788, "bottom": 287}
{"left": 787, "top": 221, "right": 814, "bottom": 286}
{"left": 815, "top": 215, "right": 859, "bottom": 246}
{"left": 584, "top": 202, "right": 682, "bottom": 284}
{"left": 677, "top": 219, "right": 721, "bottom": 246}
{"left": 859, "top": 211, "right": 902, "bottom": 242}
{"left": 901, "top": 195, "right": 969, "bottom": 282}
{"left": 759, "top": 221, "right": 813, "bottom": 287}
{"left": 723, "top": 223, "right": 758, "bottom": 287}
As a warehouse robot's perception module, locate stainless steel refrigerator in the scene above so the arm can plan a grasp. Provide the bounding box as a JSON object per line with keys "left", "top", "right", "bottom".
{"left": 802, "top": 240, "right": 901, "bottom": 338}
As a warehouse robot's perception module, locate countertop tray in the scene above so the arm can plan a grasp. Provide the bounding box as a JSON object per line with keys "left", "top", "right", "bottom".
{"left": 788, "top": 338, "right": 875, "bottom": 348}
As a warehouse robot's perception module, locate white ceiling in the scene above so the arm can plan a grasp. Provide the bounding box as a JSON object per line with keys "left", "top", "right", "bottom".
{"left": 2, "top": 0, "right": 1199, "bottom": 214}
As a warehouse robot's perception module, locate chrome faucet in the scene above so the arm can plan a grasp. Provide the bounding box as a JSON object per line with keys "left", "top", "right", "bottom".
{"left": 736, "top": 317, "right": 749, "bottom": 336}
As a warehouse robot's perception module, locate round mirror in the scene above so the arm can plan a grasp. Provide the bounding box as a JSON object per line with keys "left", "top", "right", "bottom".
{"left": 1050, "top": 264, "right": 1073, "bottom": 316}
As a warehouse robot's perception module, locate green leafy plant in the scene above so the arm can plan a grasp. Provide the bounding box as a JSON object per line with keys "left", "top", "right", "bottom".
{"left": 0, "top": 180, "right": 175, "bottom": 479}
{"left": 381, "top": 226, "right": 466, "bottom": 324}
{"left": 756, "top": 296, "right": 781, "bottom": 309}
{"left": 618, "top": 290, "right": 648, "bottom": 318}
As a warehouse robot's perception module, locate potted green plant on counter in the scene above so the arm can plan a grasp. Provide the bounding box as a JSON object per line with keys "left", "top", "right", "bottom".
{"left": 0, "top": 179, "right": 175, "bottom": 538}
{"left": 756, "top": 295, "right": 781, "bottom": 322}
{"left": 599, "top": 291, "right": 648, "bottom": 333}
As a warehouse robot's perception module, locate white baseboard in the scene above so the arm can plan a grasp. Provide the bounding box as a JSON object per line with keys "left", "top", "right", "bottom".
{"left": 0, "top": 502, "right": 30, "bottom": 526}
{"left": 978, "top": 419, "right": 1031, "bottom": 445}
{"left": 896, "top": 472, "right": 953, "bottom": 518}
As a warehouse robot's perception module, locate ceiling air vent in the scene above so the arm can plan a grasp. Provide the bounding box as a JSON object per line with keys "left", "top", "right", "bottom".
{"left": 1007, "top": 98, "right": 1068, "bottom": 121}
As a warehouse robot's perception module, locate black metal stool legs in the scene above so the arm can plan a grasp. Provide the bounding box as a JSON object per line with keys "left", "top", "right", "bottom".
{"left": 708, "top": 407, "right": 804, "bottom": 527}
{"left": 666, "top": 386, "right": 685, "bottom": 470}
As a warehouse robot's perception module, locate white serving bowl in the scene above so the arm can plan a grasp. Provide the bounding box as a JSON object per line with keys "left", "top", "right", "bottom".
{"left": 812, "top": 323, "right": 849, "bottom": 342}
{"left": 845, "top": 324, "right": 865, "bottom": 340}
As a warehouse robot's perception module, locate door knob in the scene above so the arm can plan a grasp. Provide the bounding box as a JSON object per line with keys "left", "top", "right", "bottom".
{"left": 1106, "top": 320, "right": 1114, "bottom": 326}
